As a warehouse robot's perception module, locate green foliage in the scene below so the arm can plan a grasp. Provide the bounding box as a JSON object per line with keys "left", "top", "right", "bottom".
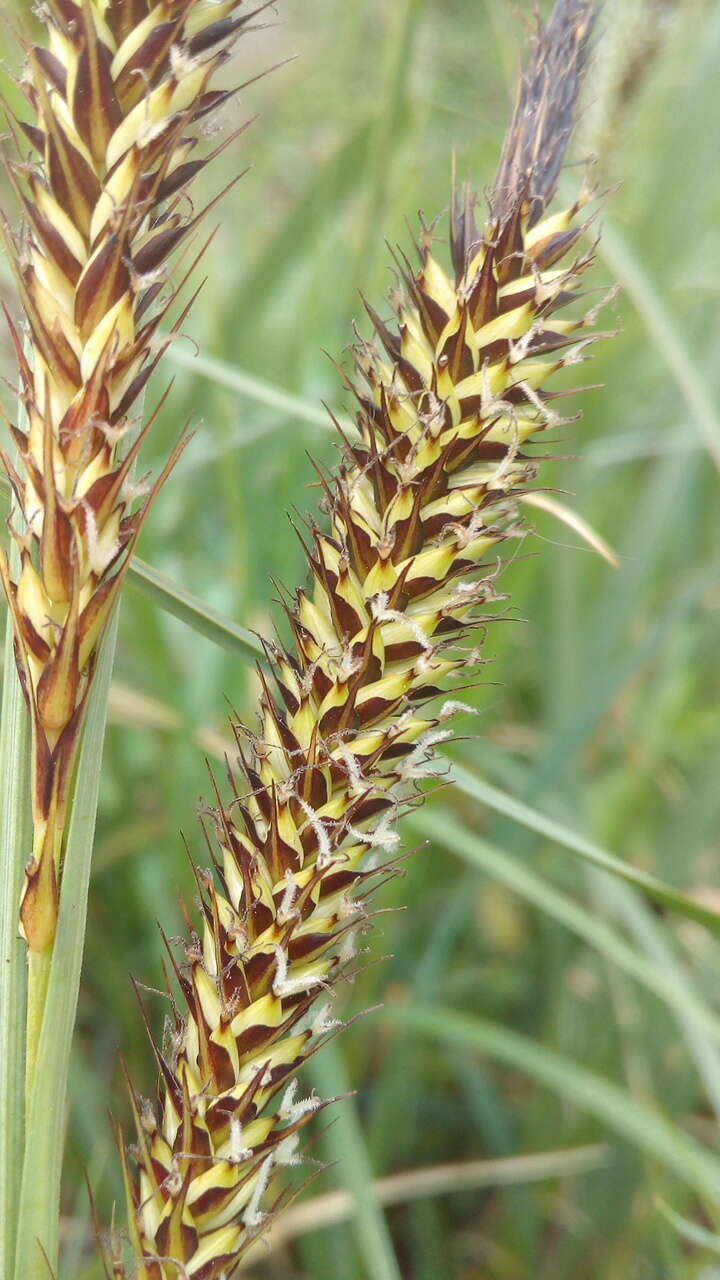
{"left": 2, "top": 0, "right": 720, "bottom": 1276}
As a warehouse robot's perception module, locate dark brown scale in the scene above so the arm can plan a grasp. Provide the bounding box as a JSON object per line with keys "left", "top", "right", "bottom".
{"left": 333, "top": 565, "right": 366, "bottom": 635}
{"left": 17, "top": 184, "right": 83, "bottom": 284}
{"left": 310, "top": 549, "right": 357, "bottom": 640}
{"left": 263, "top": 802, "right": 303, "bottom": 881}
{"left": 32, "top": 46, "right": 67, "bottom": 96}
{"left": 71, "top": 20, "right": 122, "bottom": 162}
{"left": 149, "top": 1153, "right": 170, "bottom": 1194}
{"left": 266, "top": 1060, "right": 298, "bottom": 1089}
{"left": 412, "top": 282, "right": 450, "bottom": 348}
{"left": 541, "top": 287, "right": 582, "bottom": 317}
{"left": 308, "top": 662, "right": 334, "bottom": 703}
{"left": 18, "top": 614, "right": 52, "bottom": 664}
{"left": 297, "top": 761, "right": 330, "bottom": 811}
{"left": 523, "top": 328, "right": 580, "bottom": 357}
{"left": 377, "top": 738, "right": 417, "bottom": 762}
{"left": 238, "top": 761, "right": 273, "bottom": 825}
{"left": 220, "top": 956, "right": 253, "bottom": 1016}
{"left": 111, "top": 359, "right": 157, "bottom": 422}
{"left": 18, "top": 119, "right": 45, "bottom": 156}
{"left": 442, "top": 428, "right": 487, "bottom": 475}
{"left": 477, "top": 338, "right": 512, "bottom": 365}
{"left": 355, "top": 687, "right": 408, "bottom": 729}
{"left": 287, "top": 930, "right": 338, "bottom": 964}
{"left": 450, "top": 185, "right": 482, "bottom": 282}
{"left": 400, "top": 572, "right": 451, "bottom": 603}
{"left": 530, "top": 225, "right": 582, "bottom": 270}
{"left": 188, "top": 1122, "right": 213, "bottom": 1162}
{"left": 187, "top": 13, "right": 252, "bottom": 57}
{"left": 194, "top": 88, "right": 235, "bottom": 124}
{"left": 343, "top": 625, "right": 383, "bottom": 685}
{"left": 189, "top": 1180, "right": 239, "bottom": 1222}
{"left": 453, "top": 392, "right": 488, "bottom": 422}
{"left": 439, "top": 306, "right": 475, "bottom": 384}
{"left": 157, "top": 1213, "right": 197, "bottom": 1262}
{"left": 317, "top": 693, "right": 352, "bottom": 741}
{"left": 383, "top": 638, "right": 429, "bottom": 665}
{"left": 111, "top": 0, "right": 155, "bottom": 42}
{"left": 205, "top": 1039, "right": 234, "bottom": 1092}
{"left": 235, "top": 1021, "right": 281, "bottom": 1057}
{"left": 386, "top": 484, "right": 424, "bottom": 565}
{"left": 74, "top": 232, "right": 131, "bottom": 338}
{"left": 242, "top": 949, "right": 277, "bottom": 999}
{"left": 494, "top": 204, "right": 528, "bottom": 287}
{"left": 58, "top": 355, "right": 112, "bottom": 443}
{"left": 42, "top": 105, "right": 101, "bottom": 238}
{"left": 221, "top": 831, "right": 267, "bottom": 937}
{"left": 319, "top": 869, "right": 365, "bottom": 899}
{"left": 353, "top": 389, "right": 386, "bottom": 440}
{"left": 365, "top": 299, "right": 402, "bottom": 363}
{"left": 134, "top": 220, "right": 190, "bottom": 275}
{"left": 497, "top": 284, "right": 535, "bottom": 314}
{"left": 21, "top": 268, "right": 82, "bottom": 387}
{"left": 283, "top": 611, "right": 318, "bottom": 674}
{"left": 40, "top": 500, "right": 74, "bottom": 597}
{"left": 114, "top": 18, "right": 185, "bottom": 109}
{"left": 365, "top": 461, "right": 398, "bottom": 527}
{"left": 393, "top": 346, "right": 428, "bottom": 398}
{"left": 195, "top": 1257, "right": 236, "bottom": 1280}
{"left": 43, "top": 0, "right": 82, "bottom": 32}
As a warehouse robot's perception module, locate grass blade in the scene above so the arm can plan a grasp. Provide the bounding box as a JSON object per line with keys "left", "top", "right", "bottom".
{"left": 600, "top": 223, "right": 720, "bottom": 471}
{"left": 393, "top": 1003, "right": 720, "bottom": 1204}
{"left": 591, "top": 873, "right": 720, "bottom": 1121}
{"left": 451, "top": 764, "right": 720, "bottom": 934}
{"left": 128, "top": 558, "right": 264, "bottom": 661}
{"left": 658, "top": 1201, "right": 720, "bottom": 1256}
{"left": 165, "top": 346, "right": 340, "bottom": 431}
{"left": 414, "top": 808, "right": 720, "bottom": 1051}
{"left": 307, "top": 1042, "right": 403, "bottom": 1280}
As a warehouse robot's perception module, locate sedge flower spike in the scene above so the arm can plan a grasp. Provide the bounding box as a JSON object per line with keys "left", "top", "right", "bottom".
{"left": 113, "top": 2, "right": 607, "bottom": 1276}
{"left": 0, "top": 0, "right": 264, "bottom": 951}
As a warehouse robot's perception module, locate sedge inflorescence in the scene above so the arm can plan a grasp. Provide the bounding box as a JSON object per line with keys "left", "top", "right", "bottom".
{"left": 112, "top": 5, "right": 608, "bottom": 1276}
{"left": 0, "top": 0, "right": 262, "bottom": 951}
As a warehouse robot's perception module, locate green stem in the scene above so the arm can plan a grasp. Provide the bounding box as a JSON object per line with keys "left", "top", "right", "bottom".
{"left": 0, "top": 598, "right": 32, "bottom": 1279}
{"left": 25, "top": 948, "right": 51, "bottom": 1114}
{"left": 14, "top": 607, "right": 121, "bottom": 1280}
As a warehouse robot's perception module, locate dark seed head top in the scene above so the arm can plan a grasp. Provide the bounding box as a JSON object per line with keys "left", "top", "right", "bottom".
{"left": 491, "top": 0, "right": 598, "bottom": 227}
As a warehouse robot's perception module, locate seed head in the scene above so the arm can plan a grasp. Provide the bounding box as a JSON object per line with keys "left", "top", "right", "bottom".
{"left": 0, "top": 0, "right": 261, "bottom": 949}
{"left": 113, "top": 3, "right": 609, "bottom": 1276}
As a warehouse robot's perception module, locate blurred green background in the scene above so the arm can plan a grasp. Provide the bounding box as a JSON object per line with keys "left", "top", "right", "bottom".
{"left": 3, "top": 0, "right": 720, "bottom": 1275}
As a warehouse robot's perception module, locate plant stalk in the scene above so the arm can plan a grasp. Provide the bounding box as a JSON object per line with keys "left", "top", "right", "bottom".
{"left": 14, "top": 607, "right": 120, "bottom": 1280}
{"left": 25, "top": 948, "right": 52, "bottom": 1113}
{"left": 0, "top": 592, "right": 31, "bottom": 1279}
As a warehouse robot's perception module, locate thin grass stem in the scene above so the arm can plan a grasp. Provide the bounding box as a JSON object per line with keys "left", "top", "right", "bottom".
{"left": 0, "top": 597, "right": 31, "bottom": 1278}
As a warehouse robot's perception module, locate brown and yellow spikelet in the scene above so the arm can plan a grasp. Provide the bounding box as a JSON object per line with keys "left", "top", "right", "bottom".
{"left": 113, "top": 3, "right": 607, "bottom": 1276}
{"left": 0, "top": 0, "right": 265, "bottom": 951}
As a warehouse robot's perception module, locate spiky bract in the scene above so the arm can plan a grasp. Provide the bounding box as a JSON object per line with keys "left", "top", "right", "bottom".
{"left": 115, "top": 12, "right": 610, "bottom": 1273}
{"left": 0, "top": 0, "right": 259, "bottom": 949}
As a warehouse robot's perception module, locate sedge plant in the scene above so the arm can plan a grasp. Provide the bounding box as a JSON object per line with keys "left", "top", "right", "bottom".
{"left": 7, "top": 1, "right": 702, "bottom": 1278}
{"left": 86, "top": 2, "right": 617, "bottom": 1276}
{"left": 0, "top": 1, "right": 273, "bottom": 1276}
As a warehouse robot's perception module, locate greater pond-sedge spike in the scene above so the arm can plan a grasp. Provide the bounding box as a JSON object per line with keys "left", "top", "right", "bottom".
{"left": 0, "top": 0, "right": 267, "bottom": 954}
{"left": 112, "top": 3, "right": 608, "bottom": 1275}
